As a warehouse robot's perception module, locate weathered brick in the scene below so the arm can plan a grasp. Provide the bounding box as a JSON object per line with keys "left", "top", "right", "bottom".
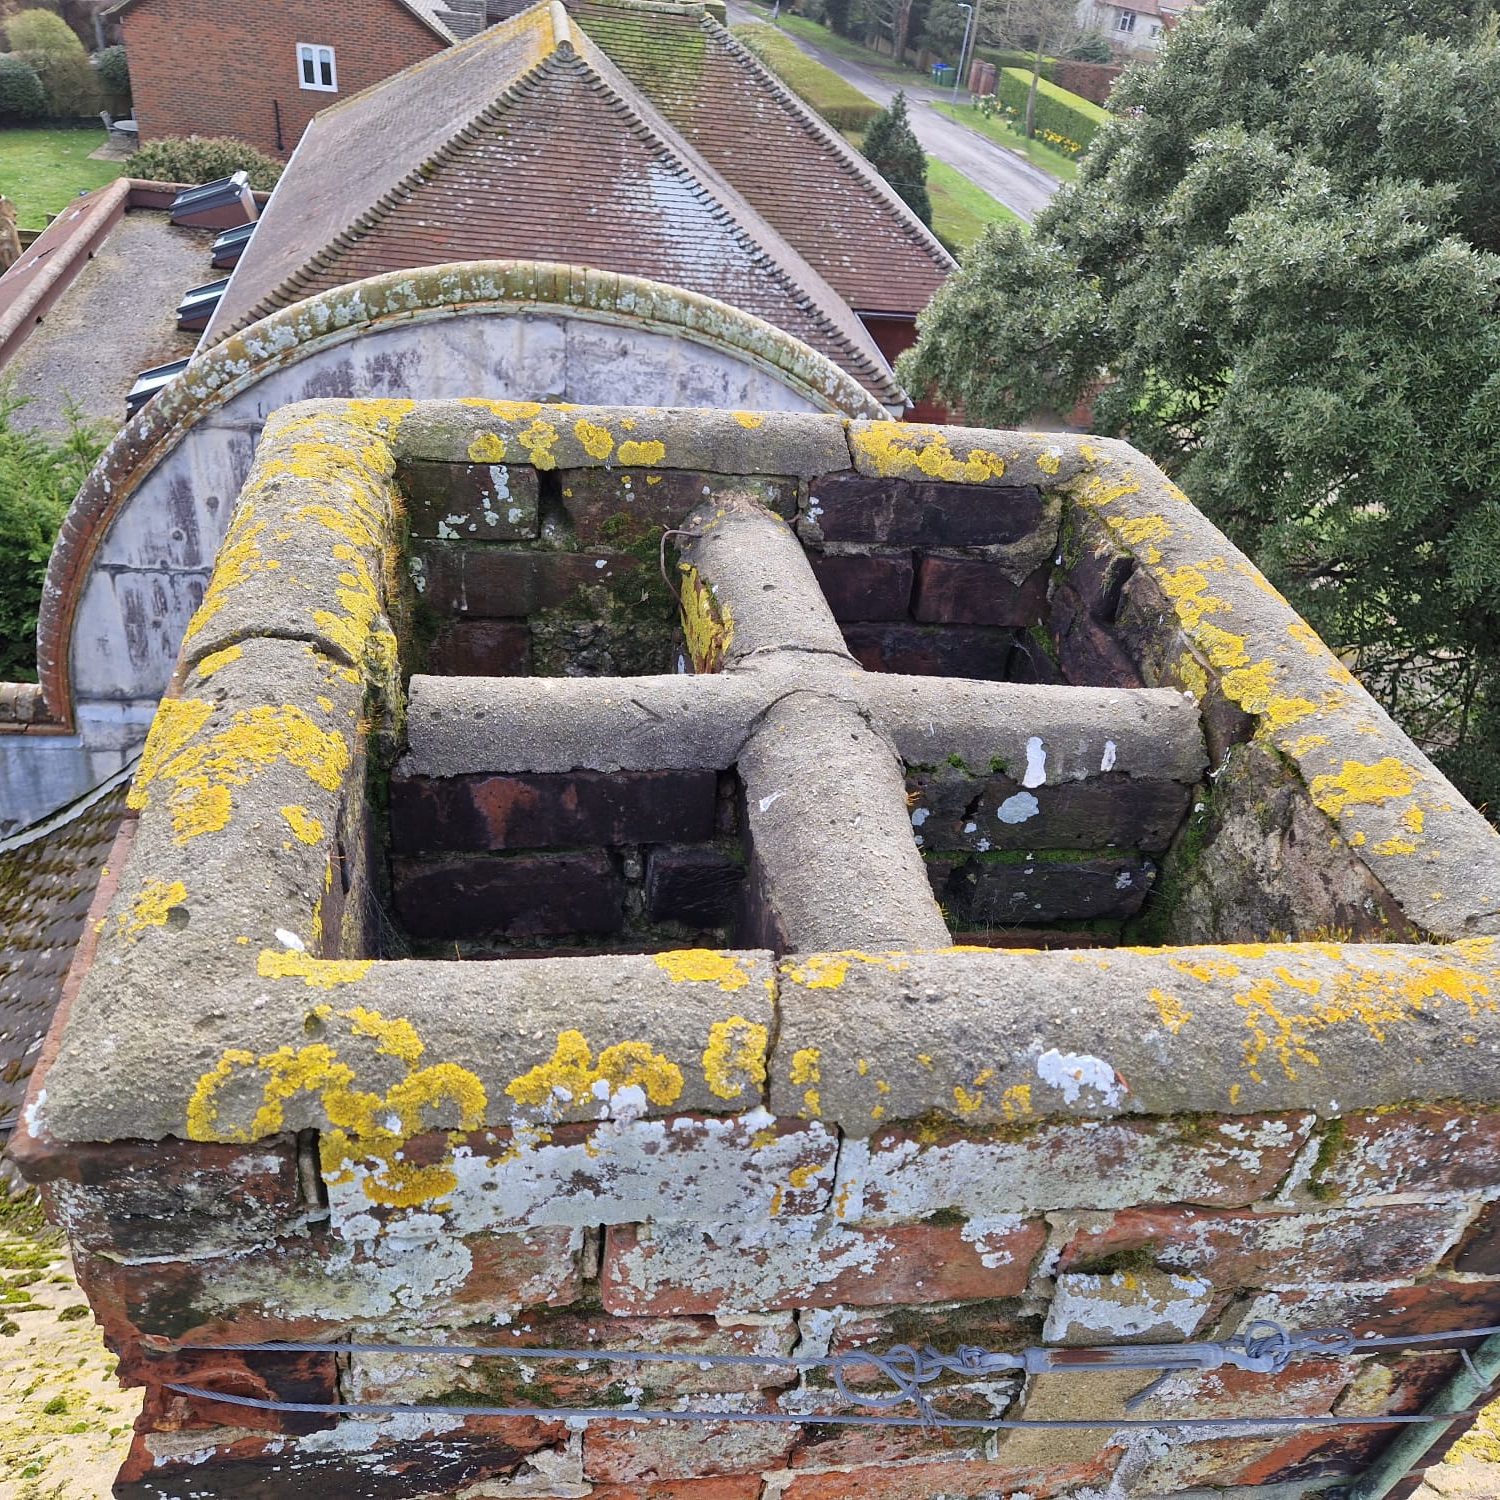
{"left": 560, "top": 468, "right": 795, "bottom": 542}
{"left": 807, "top": 473, "right": 1049, "bottom": 547}
{"left": 851, "top": 1115, "right": 1311, "bottom": 1220}
{"left": 1066, "top": 540, "right": 1135, "bottom": 623}
{"left": 1240, "top": 1278, "right": 1500, "bottom": 1339}
{"left": 36, "top": 1137, "right": 303, "bottom": 1258}
{"left": 390, "top": 770, "right": 718, "bottom": 853}
{"left": 1060, "top": 1203, "right": 1468, "bottom": 1287}
{"left": 401, "top": 458, "right": 540, "bottom": 540}
{"left": 645, "top": 845, "right": 746, "bottom": 926}
{"left": 582, "top": 1418, "right": 794, "bottom": 1483}
{"left": 912, "top": 557, "right": 1050, "bottom": 627}
{"left": 414, "top": 544, "right": 640, "bottom": 618}
{"left": 600, "top": 1218, "right": 1047, "bottom": 1315}
{"left": 1312, "top": 1107, "right": 1500, "bottom": 1199}
{"left": 1043, "top": 1271, "right": 1221, "bottom": 1345}
{"left": 931, "top": 850, "right": 1156, "bottom": 923}
{"left": 1048, "top": 579, "right": 1147, "bottom": 688}
{"left": 350, "top": 1311, "right": 798, "bottom": 1406}
{"left": 588, "top": 1480, "right": 763, "bottom": 1500}
{"left": 391, "top": 851, "right": 623, "bottom": 939}
{"left": 76, "top": 1225, "right": 584, "bottom": 1350}
{"left": 329, "top": 1118, "right": 837, "bottom": 1232}
{"left": 905, "top": 770, "right": 1191, "bottom": 854}
{"left": 807, "top": 550, "right": 914, "bottom": 621}
{"left": 426, "top": 620, "right": 531, "bottom": 676}
{"left": 1455, "top": 1199, "right": 1500, "bottom": 1274}
{"left": 129, "top": 1348, "right": 337, "bottom": 1436}
{"left": 842, "top": 622, "right": 1017, "bottom": 679}
{"left": 779, "top": 1451, "right": 1119, "bottom": 1500}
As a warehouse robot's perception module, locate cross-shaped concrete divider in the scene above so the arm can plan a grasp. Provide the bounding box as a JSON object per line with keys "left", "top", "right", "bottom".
{"left": 403, "top": 492, "right": 1208, "bottom": 952}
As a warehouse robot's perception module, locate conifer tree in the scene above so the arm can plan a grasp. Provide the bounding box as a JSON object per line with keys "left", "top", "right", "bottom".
{"left": 862, "top": 91, "right": 932, "bottom": 226}
{"left": 900, "top": 0, "right": 1500, "bottom": 809}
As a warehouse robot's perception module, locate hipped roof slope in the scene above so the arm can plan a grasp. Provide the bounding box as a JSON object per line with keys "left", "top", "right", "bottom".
{"left": 574, "top": 0, "right": 953, "bottom": 316}
{"left": 205, "top": 0, "right": 903, "bottom": 405}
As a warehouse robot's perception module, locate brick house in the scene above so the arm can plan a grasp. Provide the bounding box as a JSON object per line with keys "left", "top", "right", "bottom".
{"left": 110, "top": 0, "right": 457, "bottom": 158}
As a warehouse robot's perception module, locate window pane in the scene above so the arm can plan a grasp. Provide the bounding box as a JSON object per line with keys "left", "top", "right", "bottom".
{"left": 319, "top": 53, "right": 333, "bottom": 87}
{"left": 300, "top": 49, "right": 315, "bottom": 83}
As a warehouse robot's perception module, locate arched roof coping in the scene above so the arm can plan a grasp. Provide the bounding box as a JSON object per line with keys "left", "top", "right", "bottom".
{"left": 36, "top": 259, "right": 888, "bottom": 726}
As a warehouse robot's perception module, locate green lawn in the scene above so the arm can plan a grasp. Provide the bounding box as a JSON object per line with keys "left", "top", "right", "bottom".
{"left": 926, "top": 157, "right": 1025, "bottom": 250}
{"left": 0, "top": 128, "right": 125, "bottom": 230}
{"left": 933, "top": 100, "right": 1079, "bottom": 183}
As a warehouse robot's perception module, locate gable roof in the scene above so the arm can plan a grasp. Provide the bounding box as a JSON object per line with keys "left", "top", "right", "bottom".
{"left": 204, "top": 0, "right": 904, "bottom": 406}
{"left": 571, "top": 0, "right": 954, "bottom": 316}
{"left": 106, "top": 0, "right": 460, "bottom": 44}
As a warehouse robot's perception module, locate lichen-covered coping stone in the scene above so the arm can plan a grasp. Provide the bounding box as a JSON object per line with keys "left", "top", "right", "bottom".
{"left": 23, "top": 398, "right": 1500, "bottom": 1152}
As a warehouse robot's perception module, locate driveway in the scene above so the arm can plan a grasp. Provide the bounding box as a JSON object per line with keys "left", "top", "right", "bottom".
{"left": 725, "top": 2, "right": 1060, "bottom": 223}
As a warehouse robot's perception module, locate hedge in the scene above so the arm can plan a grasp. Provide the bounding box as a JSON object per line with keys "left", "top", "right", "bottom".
{"left": 733, "top": 22, "right": 882, "bottom": 131}
{"left": 126, "top": 136, "right": 283, "bottom": 191}
{"left": 974, "top": 47, "right": 1055, "bottom": 81}
{"left": 993, "top": 64, "right": 1109, "bottom": 158}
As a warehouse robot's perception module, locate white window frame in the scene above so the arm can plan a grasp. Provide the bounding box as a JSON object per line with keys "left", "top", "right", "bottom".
{"left": 297, "top": 43, "right": 338, "bottom": 92}
{"left": 1115, "top": 9, "right": 1137, "bottom": 30}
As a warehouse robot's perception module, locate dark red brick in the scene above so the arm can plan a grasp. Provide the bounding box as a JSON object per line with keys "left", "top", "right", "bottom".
{"left": 912, "top": 556, "right": 1049, "bottom": 627}
{"left": 583, "top": 1420, "right": 794, "bottom": 1483}
{"left": 808, "top": 472, "right": 1048, "bottom": 546}
{"left": 400, "top": 459, "right": 540, "bottom": 539}
{"left": 842, "top": 622, "right": 1017, "bottom": 678}
{"left": 645, "top": 845, "right": 745, "bottom": 926}
{"left": 807, "top": 551, "right": 913, "bottom": 620}
{"left": 1049, "top": 580, "right": 1146, "bottom": 688}
{"left": 560, "top": 469, "right": 795, "bottom": 543}
{"left": 426, "top": 620, "right": 531, "bottom": 676}
{"left": 391, "top": 851, "right": 622, "bottom": 938}
{"left": 1317, "top": 1107, "right": 1500, "bottom": 1200}
{"left": 931, "top": 851, "right": 1157, "bottom": 924}
{"left": 390, "top": 771, "right": 718, "bottom": 853}
{"left": 130, "top": 1348, "right": 338, "bottom": 1436}
{"left": 779, "top": 1452, "right": 1119, "bottom": 1500}
{"left": 1249, "top": 1279, "right": 1500, "bottom": 1341}
{"left": 1067, "top": 540, "right": 1135, "bottom": 622}
{"left": 1455, "top": 1200, "right": 1500, "bottom": 1274}
{"left": 588, "top": 1481, "right": 764, "bottom": 1500}
{"left": 415, "top": 545, "right": 640, "bottom": 618}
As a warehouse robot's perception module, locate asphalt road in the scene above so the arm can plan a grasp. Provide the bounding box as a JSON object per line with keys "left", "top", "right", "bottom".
{"left": 725, "top": 3, "right": 1061, "bottom": 224}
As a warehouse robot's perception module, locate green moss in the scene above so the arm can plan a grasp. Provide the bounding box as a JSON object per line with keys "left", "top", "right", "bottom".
{"left": 1068, "top": 1241, "right": 1161, "bottom": 1277}
{"left": 1304, "top": 1117, "right": 1348, "bottom": 1201}
{"left": 1126, "top": 779, "right": 1214, "bottom": 946}
{"left": 41, "top": 1395, "right": 66, "bottom": 1416}
{"left": 989, "top": 755, "right": 1008, "bottom": 775}
{"left": 56, "top": 1305, "right": 90, "bottom": 1322}
{"left": 946, "top": 752, "right": 971, "bottom": 771}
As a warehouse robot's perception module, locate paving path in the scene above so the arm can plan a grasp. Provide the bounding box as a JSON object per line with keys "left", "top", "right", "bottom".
{"left": 726, "top": 2, "right": 1060, "bottom": 223}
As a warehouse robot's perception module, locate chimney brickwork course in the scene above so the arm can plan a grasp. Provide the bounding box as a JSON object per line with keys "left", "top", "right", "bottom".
{"left": 15, "top": 399, "right": 1500, "bottom": 1499}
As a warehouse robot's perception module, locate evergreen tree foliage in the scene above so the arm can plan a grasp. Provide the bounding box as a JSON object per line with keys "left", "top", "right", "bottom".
{"left": 0, "top": 55, "right": 46, "bottom": 120}
{"left": 0, "top": 390, "right": 108, "bottom": 682}
{"left": 5, "top": 9, "right": 96, "bottom": 114}
{"left": 95, "top": 44, "right": 129, "bottom": 103}
{"left": 862, "top": 90, "right": 932, "bottom": 226}
{"left": 900, "top": 0, "right": 1500, "bottom": 810}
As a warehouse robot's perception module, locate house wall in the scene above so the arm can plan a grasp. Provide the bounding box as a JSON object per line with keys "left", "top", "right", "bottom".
{"left": 121, "top": 0, "right": 447, "bottom": 158}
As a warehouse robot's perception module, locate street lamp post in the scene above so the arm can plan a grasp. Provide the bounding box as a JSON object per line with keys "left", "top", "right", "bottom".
{"left": 950, "top": 1, "right": 975, "bottom": 105}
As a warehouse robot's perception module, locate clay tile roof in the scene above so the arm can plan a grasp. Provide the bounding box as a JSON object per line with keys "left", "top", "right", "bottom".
{"left": 571, "top": 0, "right": 954, "bottom": 316}
{"left": 205, "top": 0, "right": 904, "bottom": 406}
{"left": 104, "top": 0, "right": 459, "bottom": 42}
{"left": 0, "top": 772, "right": 129, "bottom": 1133}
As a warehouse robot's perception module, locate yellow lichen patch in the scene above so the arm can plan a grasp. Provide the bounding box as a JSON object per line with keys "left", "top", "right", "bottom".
{"left": 312, "top": 544, "right": 398, "bottom": 679}
{"left": 459, "top": 397, "right": 543, "bottom": 422}
{"left": 852, "top": 424, "right": 1008, "bottom": 483}
{"left": 1000, "top": 1083, "right": 1032, "bottom": 1122}
{"left": 789, "top": 1046, "right": 822, "bottom": 1117}
{"left": 1068, "top": 472, "right": 1141, "bottom": 512}
{"left": 468, "top": 432, "right": 506, "bottom": 463}
{"left": 701, "top": 1016, "right": 770, "bottom": 1100}
{"left": 516, "top": 417, "right": 560, "bottom": 469}
{"left": 140, "top": 704, "right": 350, "bottom": 845}
{"left": 128, "top": 697, "right": 215, "bottom": 812}
{"left": 678, "top": 563, "right": 733, "bottom": 671}
{"left": 574, "top": 418, "right": 614, "bottom": 460}
{"left": 181, "top": 509, "right": 267, "bottom": 644}
{"left": 618, "top": 438, "right": 667, "bottom": 465}
{"left": 733, "top": 411, "right": 765, "bottom": 429}
{"left": 188, "top": 1006, "right": 487, "bottom": 1207}
{"left": 1169, "top": 956, "right": 1242, "bottom": 983}
{"left": 1036, "top": 450, "right": 1062, "bottom": 476}
{"left": 1286, "top": 733, "right": 1330, "bottom": 757}
{"left": 781, "top": 951, "right": 912, "bottom": 990}
{"left": 197, "top": 644, "right": 242, "bottom": 679}
{"left": 1106, "top": 513, "right": 1171, "bottom": 551}
{"left": 1374, "top": 836, "right": 1418, "bottom": 857}
{"left": 117, "top": 879, "right": 188, "bottom": 942}
{"left": 257, "top": 950, "right": 373, "bottom": 988}
{"left": 280, "top": 805, "right": 325, "bottom": 845}
{"left": 788, "top": 1163, "right": 820, "bottom": 1189}
{"left": 1173, "top": 651, "right": 1210, "bottom": 703}
{"left": 506, "top": 1030, "right": 684, "bottom": 1110}
{"left": 953, "top": 1084, "right": 984, "bottom": 1117}
{"left": 1402, "top": 806, "right": 1426, "bottom": 834}
{"left": 654, "top": 949, "right": 753, "bottom": 991}
{"left": 1149, "top": 988, "right": 1194, "bottom": 1035}
{"left": 1309, "top": 758, "right": 1417, "bottom": 820}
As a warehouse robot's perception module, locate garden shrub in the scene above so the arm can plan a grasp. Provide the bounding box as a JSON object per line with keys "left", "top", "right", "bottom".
{"left": 0, "top": 389, "right": 109, "bottom": 682}
{"left": 5, "top": 9, "right": 97, "bottom": 115}
{"left": 94, "top": 43, "right": 128, "bottom": 104}
{"left": 974, "top": 46, "right": 1055, "bottom": 80}
{"left": 991, "top": 64, "right": 1108, "bottom": 156}
{"left": 733, "top": 23, "right": 882, "bottom": 130}
{"left": 126, "top": 135, "right": 283, "bottom": 191}
{"left": 0, "top": 54, "right": 46, "bottom": 120}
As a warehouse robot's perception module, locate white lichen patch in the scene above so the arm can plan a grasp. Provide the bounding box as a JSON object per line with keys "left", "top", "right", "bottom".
{"left": 1023, "top": 736, "right": 1048, "bottom": 788}
{"left": 1035, "top": 1048, "right": 1126, "bottom": 1108}
{"left": 1044, "top": 1271, "right": 1214, "bottom": 1344}
{"left": 997, "top": 792, "right": 1040, "bottom": 824}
